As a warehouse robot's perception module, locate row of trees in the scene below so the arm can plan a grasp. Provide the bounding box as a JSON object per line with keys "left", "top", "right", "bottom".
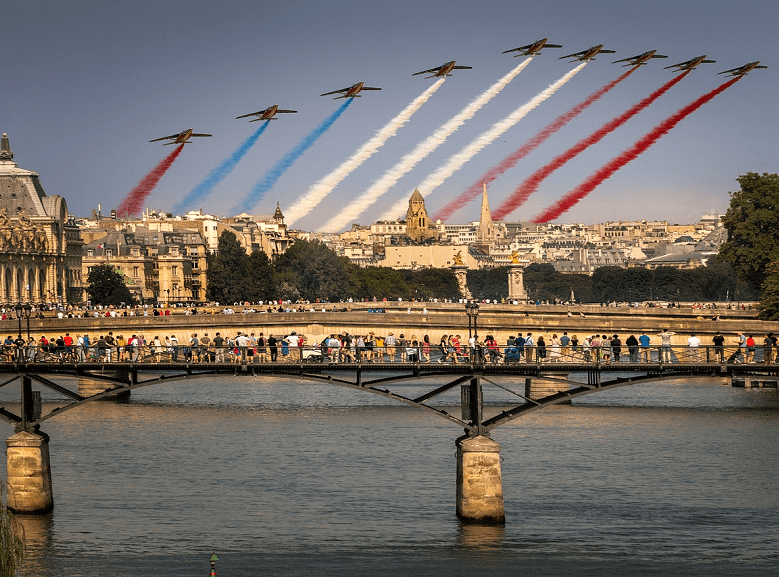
{"left": 207, "top": 232, "right": 461, "bottom": 302}
{"left": 467, "top": 262, "right": 759, "bottom": 304}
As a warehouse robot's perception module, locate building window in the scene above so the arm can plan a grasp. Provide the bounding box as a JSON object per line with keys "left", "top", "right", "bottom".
{"left": 172, "top": 266, "right": 179, "bottom": 277}
{"left": 133, "top": 267, "right": 140, "bottom": 277}
{"left": 106, "top": 249, "right": 112, "bottom": 257}
{"left": 87, "top": 249, "right": 93, "bottom": 256}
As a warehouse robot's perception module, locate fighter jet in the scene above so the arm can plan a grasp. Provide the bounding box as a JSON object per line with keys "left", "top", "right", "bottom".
{"left": 320, "top": 82, "right": 381, "bottom": 99}
{"left": 613, "top": 50, "right": 668, "bottom": 67}
{"left": 664, "top": 55, "right": 716, "bottom": 72}
{"left": 559, "top": 45, "right": 616, "bottom": 61}
{"left": 502, "top": 38, "right": 562, "bottom": 57}
{"left": 412, "top": 61, "right": 472, "bottom": 78}
{"left": 149, "top": 129, "right": 212, "bottom": 145}
{"left": 235, "top": 105, "right": 297, "bottom": 122}
{"left": 718, "top": 61, "right": 768, "bottom": 76}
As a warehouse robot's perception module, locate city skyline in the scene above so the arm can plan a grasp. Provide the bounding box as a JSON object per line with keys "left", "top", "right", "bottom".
{"left": 4, "top": 0, "right": 776, "bottom": 228}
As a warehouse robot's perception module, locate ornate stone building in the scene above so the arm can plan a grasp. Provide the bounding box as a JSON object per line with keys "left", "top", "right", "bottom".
{"left": 0, "top": 133, "right": 82, "bottom": 304}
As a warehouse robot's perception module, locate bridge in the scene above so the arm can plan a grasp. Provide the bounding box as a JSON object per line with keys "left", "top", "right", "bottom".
{"left": 2, "top": 346, "right": 777, "bottom": 525}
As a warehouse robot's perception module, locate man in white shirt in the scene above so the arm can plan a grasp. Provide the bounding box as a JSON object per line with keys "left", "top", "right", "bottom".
{"left": 687, "top": 333, "right": 701, "bottom": 363}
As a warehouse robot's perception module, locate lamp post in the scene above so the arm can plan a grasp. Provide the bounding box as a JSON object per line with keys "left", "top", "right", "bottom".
{"left": 13, "top": 303, "right": 31, "bottom": 340}
{"left": 465, "top": 302, "right": 480, "bottom": 363}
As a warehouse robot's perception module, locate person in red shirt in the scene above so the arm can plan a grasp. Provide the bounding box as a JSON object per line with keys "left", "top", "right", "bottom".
{"left": 64, "top": 333, "right": 74, "bottom": 361}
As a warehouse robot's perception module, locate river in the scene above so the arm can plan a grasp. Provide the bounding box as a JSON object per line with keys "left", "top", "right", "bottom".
{"left": 1, "top": 375, "right": 778, "bottom": 576}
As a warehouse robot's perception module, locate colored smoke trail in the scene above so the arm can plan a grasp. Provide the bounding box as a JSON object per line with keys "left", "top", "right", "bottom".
{"left": 494, "top": 71, "right": 690, "bottom": 220}
{"left": 172, "top": 121, "right": 269, "bottom": 214}
{"left": 231, "top": 99, "right": 353, "bottom": 214}
{"left": 117, "top": 144, "right": 184, "bottom": 218}
{"left": 318, "top": 57, "right": 533, "bottom": 232}
{"left": 533, "top": 77, "right": 741, "bottom": 223}
{"left": 380, "top": 62, "right": 588, "bottom": 223}
{"left": 433, "top": 67, "right": 636, "bottom": 222}
{"left": 286, "top": 78, "right": 446, "bottom": 226}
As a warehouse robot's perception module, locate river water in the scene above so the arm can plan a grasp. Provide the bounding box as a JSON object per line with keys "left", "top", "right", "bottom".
{"left": 1, "top": 374, "right": 778, "bottom": 576}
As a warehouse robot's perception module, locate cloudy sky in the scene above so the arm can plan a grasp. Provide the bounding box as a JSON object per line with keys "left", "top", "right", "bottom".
{"left": 4, "top": 0, "right": 776, "bottom": 228}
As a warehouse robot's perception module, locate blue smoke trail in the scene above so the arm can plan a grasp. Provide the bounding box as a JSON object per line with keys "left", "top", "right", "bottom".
{"left": 172, "top": 121, "right": 270, "bottom": 214}
{"left": 231, "top": 99, "right": 352, "bottom": 214}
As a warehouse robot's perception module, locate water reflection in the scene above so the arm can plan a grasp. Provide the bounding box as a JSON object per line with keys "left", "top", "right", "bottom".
{"left": 14, "top": 513, "right": 53, "bottom": 574}
{"left": 457, "top": 523, "right": 505, "bottom": 549}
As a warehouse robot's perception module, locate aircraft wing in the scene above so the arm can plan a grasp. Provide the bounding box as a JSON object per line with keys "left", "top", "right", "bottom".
{"left": 612, "top": 56, "right": 634, "bottom": 64}
{"left": 190, "top": 133, "right": 212, "bottom": 138}
{"left": 360, "top": 87, "right": 381, "bottom": 91}
{"left": 149, "top": 134, "right": 179, "bottom": 143}
{"left": 502, "top": 43, "right": 533, "bottom": 54}
{"left": 599, "top": 49, "right": 617, "bottom": 54}
{"left": 453, "top": 66, "right": 472, "bottom": 70}
{"left": 412, "top": 67, "right": 440, "bottom": 76}
{"left": 545, "top": 44, "right": 563, "bottom": 48}
{"left": 236, "top": 111, "right": 265, "bottom": 119}
{"left": 276, "top": 109, "right": 298, "bottom": 113}
{"left": 320, "top": 88, "right": 348, "bottom": 96}
{"left": 559, "top": 51, "right": 584, "bottom": 60}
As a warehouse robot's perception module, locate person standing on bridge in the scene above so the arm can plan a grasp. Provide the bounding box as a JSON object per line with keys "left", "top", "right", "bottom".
{"left": 638, "top": 332, "right": 651, "bottom": 362}
{"left": 712, "top": 331, "right": 725, "bottom": 363}
{"left": 611, "top": 334, "right": 622, "bottom": 363}
{"left": 745, "top": 335, "right": 755, "bottom": 363}
{"left": 625, "top": 334, "right": 638, "bottom": 363}
{"left": 524, "top": 333, "right": 534, "bottom": 363}
{"left": 268, "top": 334, "right": 278, "bottom": 362}
{"left": 687, "top": 334, "right": 701, "bottom": 363}
{"left": 658, "top": 329, "right": 676, "bottom": 363}
{"left": 385, "top": 332, "right": 396, "bottom": 362}
{"left": 763, "top": 333, "right": 775, "bottom": 365}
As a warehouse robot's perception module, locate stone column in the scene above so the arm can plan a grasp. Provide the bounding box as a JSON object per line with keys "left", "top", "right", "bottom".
{"left": 5, "top": 430, "right": 54, "bottom": 514}
{"left": 78, "top": 369, "right": 131, "bottom": 400}
{"left": 525, "top": 374, "right": 570, "bottom": 402}
{"left": 507, "top": 264, "right": 528, "bottom": 301}
{"left": 451, "top": 265, "right": 472, "bottom": 300}
{"left": 456, "top": 434, "right": 505, "bottom": 525}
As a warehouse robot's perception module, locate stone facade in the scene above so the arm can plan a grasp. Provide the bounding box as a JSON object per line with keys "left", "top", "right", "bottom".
{"left": 0, "top": 133, "right": 83, "bottom": 304}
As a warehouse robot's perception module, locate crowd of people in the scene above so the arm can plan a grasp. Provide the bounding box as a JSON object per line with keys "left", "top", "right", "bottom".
{"left": 1, "top": 328, "right": 776, "bottom": 365}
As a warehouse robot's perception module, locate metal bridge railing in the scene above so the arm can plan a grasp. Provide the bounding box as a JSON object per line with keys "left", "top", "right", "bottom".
{"left": 0, "top": 343, "right": 775, "bottom": 366}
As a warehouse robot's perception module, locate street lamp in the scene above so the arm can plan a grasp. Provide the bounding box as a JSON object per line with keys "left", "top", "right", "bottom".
{"left": 465, "top": 302, "right": 480, "bottom": 362}
{"left": 13, "top": 303, "right": 31, "bottom": 340}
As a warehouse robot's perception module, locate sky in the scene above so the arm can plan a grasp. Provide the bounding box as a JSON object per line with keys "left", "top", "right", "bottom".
{"left": 3, "top": 0, "right": 777, "bottom": 229}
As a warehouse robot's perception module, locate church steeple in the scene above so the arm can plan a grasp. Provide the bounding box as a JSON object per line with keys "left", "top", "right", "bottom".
{"left": 476, "top": 183, "right": 495, "bottom": 243}
{"left": 273, "top": 201, "right": 284, "bottom": 223}
{"left": 0, "top": 133, "right": 14, "bottom": 161}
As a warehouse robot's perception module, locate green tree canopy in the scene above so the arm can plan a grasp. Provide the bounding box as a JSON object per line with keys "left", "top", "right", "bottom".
{"left": 757, "top": 260, "right": 779, "bottom": 320}
{"left": 718, "top": 172, "right": 779, "bottom": 288}
{"left": 86, "top": 264, "right": 137, "bottom": 306}
{"left": 206, "top": 231, "right": 278, "bottom": 303}
{"left": 274, "top": 239, "right": 360, "bottom": 301}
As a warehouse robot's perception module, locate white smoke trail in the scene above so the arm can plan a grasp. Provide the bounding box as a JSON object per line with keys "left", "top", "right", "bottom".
{"left": 286, "top": 78, "right": 446, "bottom": 226}
{"left": 319, "top": 57, "right": 534, "bottom": 232}
{"left": 378, "top": 62, "right": 588, "bottom": 221}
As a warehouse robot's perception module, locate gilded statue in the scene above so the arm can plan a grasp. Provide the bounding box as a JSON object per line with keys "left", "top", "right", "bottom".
{"left": 453, "top": 251, "right": 464, "bottom": 266}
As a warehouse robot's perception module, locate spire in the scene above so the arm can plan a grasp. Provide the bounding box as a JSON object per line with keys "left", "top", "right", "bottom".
{"left": 273, "top": 201, "right": 284, "bottom": 223}
{"left": 0, "top": 133, "right": 13, "bottom": 161}
{"left": 477, "top": 183, "right": 494, "bottom": 242}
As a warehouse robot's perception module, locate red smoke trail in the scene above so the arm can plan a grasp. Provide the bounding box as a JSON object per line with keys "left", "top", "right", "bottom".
{"left": 117, "top": 144, "right": 185, "bottom": 217}
{"left": 433, "top": 67, "right": 637, "bottom": 222}
{"left": 493, "top": 71, "right": 690, "bottom": 221}
{"left": 533, "top": 76, "right": 741, "bottom": 223}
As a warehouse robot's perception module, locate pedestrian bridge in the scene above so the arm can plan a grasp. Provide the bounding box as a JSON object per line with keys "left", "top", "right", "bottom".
{"left": 1, "top": 348, "right": 776, "bottom": 523}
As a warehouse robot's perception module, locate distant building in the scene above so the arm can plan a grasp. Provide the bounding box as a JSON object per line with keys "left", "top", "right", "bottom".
{"left": 404, "top": 189, "right": 439, "bottom": 243}
{"left": 0, "top": 133, "right": 83, "bottom": 304}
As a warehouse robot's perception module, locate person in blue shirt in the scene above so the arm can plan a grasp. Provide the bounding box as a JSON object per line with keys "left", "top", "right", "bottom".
{"left": 638, "top": 332, "right": 651, "bottom": 362}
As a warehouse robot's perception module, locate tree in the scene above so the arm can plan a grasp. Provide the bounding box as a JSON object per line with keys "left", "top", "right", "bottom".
{"left": 274, "top": 240, "right": 360, "bottom": 301}
{"left": 86, "top": 264, "right": 137, "bottom": 306}
{"left": 718, "top": 172, "right": 779, "bottom": 289}
{"left": 0, "top": 480, "right": 25, "bottom": 577}
{"left": 206, "top": 231, "right": 252, "bottom": 303}
{"left": 757, "top": 260, "right": 779, "bottom": 320}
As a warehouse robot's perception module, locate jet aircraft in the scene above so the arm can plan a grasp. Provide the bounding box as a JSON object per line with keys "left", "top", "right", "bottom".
{"left": 502, "top": 38, "right": 562, "bottom": 57}
{"left": 320, "top": 82, "right": 381, "bottom": 99}
{"left": 236, "top": 105, "right": 297, "bottom": 122}
{"left": 149, "top": 129, "right": 212, "bottom": 145}
{"left": 559, "top": 45, "right": 616, "bottom": 61}
{"left": 613, "top": 50, "right": 668, "bottom": 67}
{"left": 664, "top": 55, "right": 715, "bottom": 72}
{"left": 718, "top": 61, "right": 767, "bottom": 76}
{"left": 412, "top": 61, "right": 472, "bottom": 78}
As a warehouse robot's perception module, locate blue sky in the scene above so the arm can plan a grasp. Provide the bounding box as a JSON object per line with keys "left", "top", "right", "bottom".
{"left": 3, "top": 0, "right": 776, "bottom": 227}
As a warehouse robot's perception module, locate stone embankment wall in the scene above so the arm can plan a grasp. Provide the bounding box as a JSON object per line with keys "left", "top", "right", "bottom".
{"left": 9, "top": 304, "right": 771, "bottom": 347}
